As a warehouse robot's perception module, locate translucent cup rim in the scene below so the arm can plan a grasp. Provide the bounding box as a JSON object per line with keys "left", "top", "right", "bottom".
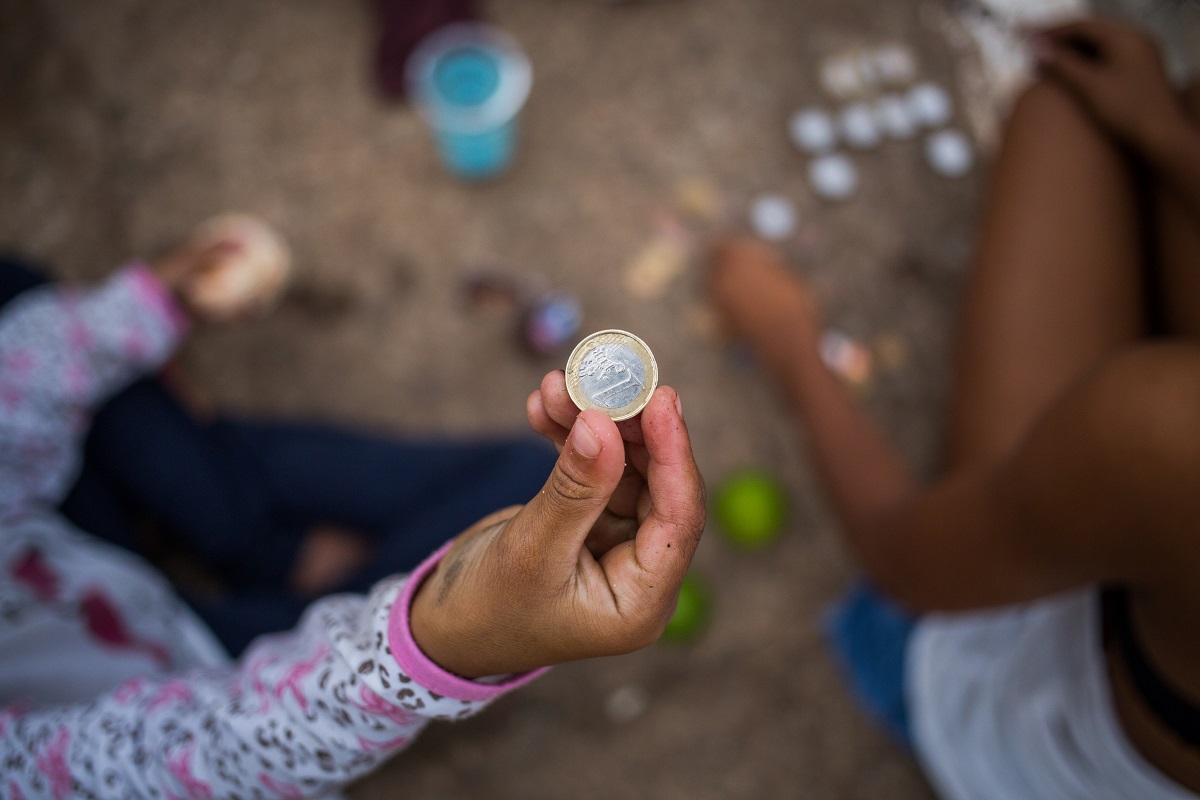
{"left": 405, "top": 22, "right": 532, "bottom": 133}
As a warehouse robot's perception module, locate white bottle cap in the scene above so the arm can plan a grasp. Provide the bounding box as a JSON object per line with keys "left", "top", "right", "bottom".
{"left": 808, "top": 154, "right": 858, "bottom": 201}
{"left": 874, "top": 94, "right": 917, "bottom": 140}
{"left": 907, "top": 82, "right": 952, "bottom": 129}
{"left": 820, "top": 54, "right": 864, "bottom": 100}
{"left": 789, "top": 108, "right": 838, "bottom": 155}
{"left": 925, "top": 129, "right": 974, "bottom": 178}
{"left": 839, "top": 103, "right": 881, "bottom": 150}
{"left": 749, "top": 194, "right": 798, "bottom": 241}
{"left": 874, "top": 44, "right": 918, "bottom": 87}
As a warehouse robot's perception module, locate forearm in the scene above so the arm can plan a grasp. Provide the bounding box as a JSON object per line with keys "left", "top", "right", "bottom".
{"left": 766, "top": 322, "right": 918, "bottom": 560}
{"left": 775, "top": 342, "right": 1042, "bottom": 610}
{"left": 0, "top": 267, "right": 187, "bottom": 509}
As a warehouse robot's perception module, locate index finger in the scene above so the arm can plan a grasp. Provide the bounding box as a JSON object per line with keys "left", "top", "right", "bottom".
{"left": 625, "top": 387, "right": 706, "bottom": 581}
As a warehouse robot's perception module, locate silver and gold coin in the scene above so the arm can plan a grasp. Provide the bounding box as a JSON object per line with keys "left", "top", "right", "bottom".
{"left": 565, "top": 330, "right": 658, "bottom": 422}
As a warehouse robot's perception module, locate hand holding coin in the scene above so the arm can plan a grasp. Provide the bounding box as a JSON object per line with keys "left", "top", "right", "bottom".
{"left": 565, "top": 330, "right": 659, "bottom": 422}
{"left": 409, "top": 369, "right": 704, "bottom": 678}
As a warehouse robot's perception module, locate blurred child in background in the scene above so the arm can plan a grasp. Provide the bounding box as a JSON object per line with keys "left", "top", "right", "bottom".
{"left": 713, "top": 16, "right": 1200, "bottom": 800}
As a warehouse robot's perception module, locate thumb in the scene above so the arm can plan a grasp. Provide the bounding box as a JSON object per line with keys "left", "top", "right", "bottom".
{"left": 512, "top": 409, "right": 626, "bottom": 563}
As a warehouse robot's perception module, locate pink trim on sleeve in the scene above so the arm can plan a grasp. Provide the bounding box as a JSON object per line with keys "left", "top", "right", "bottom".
{"left": 387, "top": 541, "right": 549, "bottom": 703}
{"left": 124, "top": 264, "right": 190, "bottom": 336}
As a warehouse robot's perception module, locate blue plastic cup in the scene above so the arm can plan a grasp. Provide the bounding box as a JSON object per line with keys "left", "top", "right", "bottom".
{"left": 406, "top": 23, "right": 532, "bottom": 180}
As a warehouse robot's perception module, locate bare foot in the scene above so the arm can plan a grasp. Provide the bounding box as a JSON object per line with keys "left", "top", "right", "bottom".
{"left": 709, "top": 237, "right": 822, "bottom": 368}
{"left": 289, "top": 525, "right": 376, "bottom": 597}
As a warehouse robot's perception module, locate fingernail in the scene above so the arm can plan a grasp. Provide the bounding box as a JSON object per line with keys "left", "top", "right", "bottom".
{"left": 674, "top": 393, "right": 684, "bottom": 418}
{"left": 572, "top": 415, "right": 602, "bottom": 458}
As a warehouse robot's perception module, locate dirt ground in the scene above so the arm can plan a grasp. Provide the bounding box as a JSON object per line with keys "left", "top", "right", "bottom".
{"left": 1, "top": 0, "right": 1196, "bottom": 798}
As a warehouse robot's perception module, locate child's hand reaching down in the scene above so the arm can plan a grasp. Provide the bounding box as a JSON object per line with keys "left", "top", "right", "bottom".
{"left": 152, "top": 213, "right": 292, "bottom": 323}
{"left": 1032, "top": 18, "right": 1192, "bottom": 157}
{"left": 410, "top": 372, "right": 705, "bottom": 678}
{"left": 709, "top": 237, "right": 823, "bottom": 381}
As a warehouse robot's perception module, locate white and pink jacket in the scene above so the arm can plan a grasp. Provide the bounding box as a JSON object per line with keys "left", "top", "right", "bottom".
{"left": 0, "top": 268, "right": 540, "bottom": 799}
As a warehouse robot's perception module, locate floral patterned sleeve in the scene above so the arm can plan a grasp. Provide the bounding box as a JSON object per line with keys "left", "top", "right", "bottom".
{"left": 0, "top": 265, "right": 187, "bottom": 512}
{"left": 1, "top": 543, "right": 546, "bottom": 799}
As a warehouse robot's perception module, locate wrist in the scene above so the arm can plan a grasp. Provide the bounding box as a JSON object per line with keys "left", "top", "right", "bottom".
{"left": 409, "top": 569, "right": 480, "bottom": 678}
{"left": 126, "top": 264, "right": 191, "bottom": 336}
{"left": 147, "top": 260, "right": 193, "bottom": 310}
{"left": 390, "top": 543, "right": 548, "bottom": 703}
{"left": 149, "top": 256, "right": 183, "bottom": 292}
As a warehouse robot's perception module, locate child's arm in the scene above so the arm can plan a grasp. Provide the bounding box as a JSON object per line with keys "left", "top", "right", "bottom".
{"left": 0, "top": 266, "right": 188, "bottom": 511}
{"left": 709, "top": 240, "right": 918, "bottom": 543}
{"left": 1, "top": 372, "right": 704, "bottom": 799}
{"left": 0, "top": 562, "right": 533, "bottom": 799}
{"left": 711, "top": 240, "right": 1200, "bottom": 613}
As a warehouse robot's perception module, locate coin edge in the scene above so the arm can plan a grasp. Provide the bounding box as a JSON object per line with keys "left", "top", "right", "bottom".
{"left": 565, "top": 329, "right": 659, "bottom": 421}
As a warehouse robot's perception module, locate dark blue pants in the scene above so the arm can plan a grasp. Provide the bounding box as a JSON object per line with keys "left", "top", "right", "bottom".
{"left": 2, "top": 255, "right": 557, "bottom": 655}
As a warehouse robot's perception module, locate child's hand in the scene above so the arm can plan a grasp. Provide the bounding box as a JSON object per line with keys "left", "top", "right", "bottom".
{"left": 409, "top": 373, "right": 705, "bottom": 678}
{"left": 1033, "top": 18, "right": 1191, "bottom": 157}
{"left": 152, "top": 238, "right": 242, "bottom": 321}
{"left": 710, "top": 237, "right": 822, "bottom": 347}
{"left": 152, "top": 214, "right": 291, "bottom": 323}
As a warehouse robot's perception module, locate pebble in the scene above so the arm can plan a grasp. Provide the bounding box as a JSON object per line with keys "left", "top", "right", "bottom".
{"left": 605, "top": 685, "right": 650, "bottom": 724}
{"left": 808, "top": 154, "right": 858, "bottom": 201}
{"left": 839, "top": 103, "right": 881, "bottom": 150}
{"left": 874, "top": 94, "right": 917, "bottom": 140}
{"left": 820, "top": 54, "right": 864, "bottom": 99}
{"left": 674, "top": 177, "right": 722, "bottom": 221}
{"left": 874, "top": 332, "right": 910, "bottom": 371}
{"left": 789, "top": 108, "right": 838, "bottom": 155}
{"left": 749, "top": 194, "right": 797, "bottom": 241}
{"left": 925, "top": 129, "right": 975, "bottom": 178}
{"left": 874, "top": 43, "right": 918, "bottom": 86}
{"left": 854, "top": 53, "right": 881, "bottom": 92}
{"left": 522, "top": 294, "right": 582, "bottom": 355}
{"left": 820, "top": 329, "right": 873, "bottom": 387}
{"left": 907, "top": 82, "right": 953, "bottom": 129}
{"left": 625, "top": 233, "right": 690, "bottom": 301}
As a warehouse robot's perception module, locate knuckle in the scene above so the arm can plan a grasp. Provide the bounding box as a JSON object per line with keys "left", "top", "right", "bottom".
{"left": 547, "top": 461, "right": 599, "bottom": 505}
{"left": 631, "top": 611, "right": 662, "bottom": 645}
{"left": 487, "top": 519, "right": 539, "bottom": 576}
{"left": 483, "top": 531, "right": 519, "bottom": 576}
{"left": 659, "top": 479, "right": 707, "bottom": 537}
{"left": 691, "top": 477, "right": 709, "bottom": 528}
{"left": 605, "top": 624, "right": 651, "bottom": 655}
{"left": 580, "top": 605, "right": 659, "bottom": 656}
{"left": 628, "top": 612, "right": 667, "bottom": 650}
{"left": 623, "top": 591, "right": 674, "bottom": 650}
